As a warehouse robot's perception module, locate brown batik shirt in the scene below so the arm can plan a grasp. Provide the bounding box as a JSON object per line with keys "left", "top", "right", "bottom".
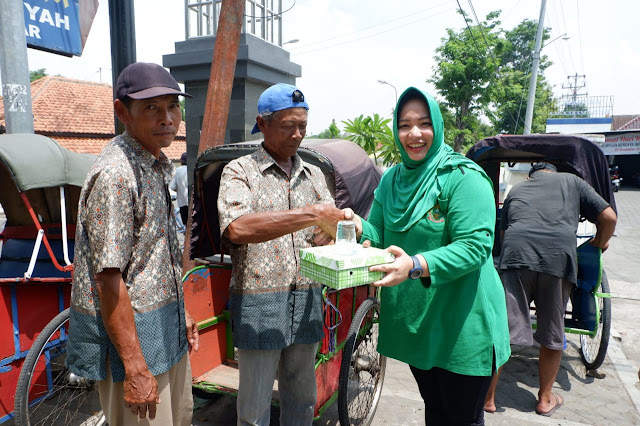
{"left": 67, "top": 132, "right": 186, "bottom": 381}
{"left": 218, "top": 144, "right": 334, "bottom": 350}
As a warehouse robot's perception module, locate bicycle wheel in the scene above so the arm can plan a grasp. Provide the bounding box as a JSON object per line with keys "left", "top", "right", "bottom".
{"left": 579, "top": 269, "right": 611, "bottom": 370}
{"left": 338, "top": 297, "right": 386, "bottom": 426}
{"left": 14, "top": 308, "right": 105, "bottom": 426}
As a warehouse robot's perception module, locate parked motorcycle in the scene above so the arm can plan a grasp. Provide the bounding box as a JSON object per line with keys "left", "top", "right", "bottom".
{"left": 609, "top": 166, "right": 622, "bottom": 192}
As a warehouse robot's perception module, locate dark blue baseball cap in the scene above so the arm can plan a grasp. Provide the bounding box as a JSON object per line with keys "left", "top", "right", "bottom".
{"left": 115, "top": 62, "right": 192, "bottom": 100}
{"left": 251, "top": 83, "right": 309, "bottom": 134}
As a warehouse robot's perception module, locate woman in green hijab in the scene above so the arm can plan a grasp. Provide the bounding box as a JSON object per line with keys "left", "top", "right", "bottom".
{"left": 351, "top": 87, "right": 510, "bottom": 425}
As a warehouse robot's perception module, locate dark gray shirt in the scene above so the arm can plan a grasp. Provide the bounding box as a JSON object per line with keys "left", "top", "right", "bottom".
{"left": 499, "top": 172, "right": 610, "bottom": 283}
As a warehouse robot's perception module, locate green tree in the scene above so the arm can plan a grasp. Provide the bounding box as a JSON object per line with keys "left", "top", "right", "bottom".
{"left": 429, "top": 10, "right": 502, "bottom": 152}
{"left": 342, "top": 114, "right": 399, "bottom": 166}
{"left": 489, "top": 19, "right": 554, "bottom": 134}
{"left": 180, "top": 98, "right": 186, "bottom": 121}
{"left": 314, "top": 119, "right": 341, "bottom": 139}
{"left": 439, "top": 104, "right": 457, "bottom": 149}
{"left": 559, "top": 101, "right": 589, "bottom": 118}
{"left": 30, "top": 68, "right": 47, "bottom": 82}
{"left": 375, "top": 125, "right": 400, "bottom": 167}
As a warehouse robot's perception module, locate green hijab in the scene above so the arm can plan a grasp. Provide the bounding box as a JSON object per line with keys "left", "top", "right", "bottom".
{"left": 374, "top": 87, "right": 490, "bottom": 232}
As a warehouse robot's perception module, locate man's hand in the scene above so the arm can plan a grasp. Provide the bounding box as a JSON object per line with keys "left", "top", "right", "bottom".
{"left": 123, "top": 369, "right": 160, "bottom": 420}
{"left": 312, "top": 208, "right": 356, "bottom": 245}
{"left": 591, "top": 206, "right": 617, "bottom": 252}
{"left": 185, "top": 308, "right": 199, "bottom": 353}
{"left": 313, "top": 205, "right": 354, "bottom": 239}
{"left": 96, "top": 269, "right": 159, "bottom": 420}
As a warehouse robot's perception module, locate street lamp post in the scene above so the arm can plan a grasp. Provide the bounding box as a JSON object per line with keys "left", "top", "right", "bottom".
{"left": 378, "top": 80, "right": 397, "bottom": 104}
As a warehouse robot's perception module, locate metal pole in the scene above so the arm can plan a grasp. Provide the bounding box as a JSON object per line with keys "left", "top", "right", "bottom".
{"left": 523, "top": 0, "right": 547, "bottom": 135}
{"left": 0, "top": 1, "right": 34, "bottom": 134}
{"left": 182, "top": 0, "right": 245, "bottom": 270}
{"left": 108, "top": 0, "right": 137, "bottom": 135}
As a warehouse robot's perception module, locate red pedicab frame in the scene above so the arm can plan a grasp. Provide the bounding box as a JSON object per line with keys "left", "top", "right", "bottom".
{"left": 0, "top": 133, "right": 103, "bottom": 425}
{"left": 186, "top": 138, "right": 386, "bottom": 425}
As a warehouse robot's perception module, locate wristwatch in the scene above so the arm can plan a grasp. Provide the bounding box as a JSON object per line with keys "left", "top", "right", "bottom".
{"left": 409, "top": 255, "right": 423, "bottom": 279}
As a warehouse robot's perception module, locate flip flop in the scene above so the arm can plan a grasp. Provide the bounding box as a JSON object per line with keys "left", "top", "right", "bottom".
{"left": 535, "top": 393, "right": 564, "bottom": 417}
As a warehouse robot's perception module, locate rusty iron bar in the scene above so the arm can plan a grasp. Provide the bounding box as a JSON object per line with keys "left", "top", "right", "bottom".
{"left": 198, "top": 0, "right": 245, "bottom": 153}
{"left": 182, "top": 0, "right": 245, "bottom": 271}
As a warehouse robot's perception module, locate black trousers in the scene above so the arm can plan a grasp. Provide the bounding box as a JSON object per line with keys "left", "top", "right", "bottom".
{"left": 409, "top": 365, "right": 493, "bottom": 426}
{"left": 179, "top": 205, "right": 188, "bottom": 225}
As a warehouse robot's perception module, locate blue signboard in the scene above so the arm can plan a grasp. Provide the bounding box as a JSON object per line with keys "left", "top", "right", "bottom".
{"left": 23, "top": 0, "right": 83, "bottom": 57}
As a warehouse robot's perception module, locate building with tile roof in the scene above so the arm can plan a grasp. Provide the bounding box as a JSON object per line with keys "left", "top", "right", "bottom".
{"left": 612, "top": 115, "right": 640, "bottom": 131}
{"left": 0, "top": 76, "right": 187, "bottom": 161}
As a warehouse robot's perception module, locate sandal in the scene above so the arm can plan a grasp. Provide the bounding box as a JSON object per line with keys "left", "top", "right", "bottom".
{"left": 535, "top": 393, "right": 563, "bottom": 417}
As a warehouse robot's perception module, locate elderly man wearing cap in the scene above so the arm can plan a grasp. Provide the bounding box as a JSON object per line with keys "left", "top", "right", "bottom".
{"left": 67, "top": 62, "right": 198, "bottom": 425}
{"left": 218, "top": 83, "right": 351, "bottom": 425}
{"left": 485, "top": 162, "right": 616, "bottom": 417}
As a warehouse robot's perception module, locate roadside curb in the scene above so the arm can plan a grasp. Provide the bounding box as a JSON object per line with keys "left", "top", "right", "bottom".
{"left": 608, "top": 328, "right": 640, "bottom": 416}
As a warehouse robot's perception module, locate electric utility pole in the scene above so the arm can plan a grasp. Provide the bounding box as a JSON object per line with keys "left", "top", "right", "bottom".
{"left": 0, "top": 1, "right": 34, "bottom": 133}
{"left": 563, "top": 73, "right": 587, "bottom": 103}
{"left": 523, "top": 0, "right": 547, "bottom": 135}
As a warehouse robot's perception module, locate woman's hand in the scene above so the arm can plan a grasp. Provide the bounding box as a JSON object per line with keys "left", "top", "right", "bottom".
{"left": 344, "top": 210, "right": 363, "bottom": 240}
{"left": 369, "top": 245, "right": 414, "bottom": 287}
{"left": 312, "top": 228, "right": 333, "bottom": 246}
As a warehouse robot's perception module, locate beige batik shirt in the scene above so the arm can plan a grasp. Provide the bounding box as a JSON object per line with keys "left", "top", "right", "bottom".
{"left": 218, "top": 144, "right": 334, "bottom": 349}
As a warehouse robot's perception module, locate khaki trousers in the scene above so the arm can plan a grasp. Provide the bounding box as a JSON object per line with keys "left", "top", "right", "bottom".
{"left": 98, "top": 353, "right": 193, "bottom": 426}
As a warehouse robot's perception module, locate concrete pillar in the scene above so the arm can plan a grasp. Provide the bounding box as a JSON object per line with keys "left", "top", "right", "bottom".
{"left": 163, "top": 33, "right": 301, "bottom": 173}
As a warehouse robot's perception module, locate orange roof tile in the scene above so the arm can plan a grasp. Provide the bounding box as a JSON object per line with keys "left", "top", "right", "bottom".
{"left": 53, "top": 136, "right": 186, "bottom": 160}
{"left": 1, "top": 76, "right": 187, "bottom": 161}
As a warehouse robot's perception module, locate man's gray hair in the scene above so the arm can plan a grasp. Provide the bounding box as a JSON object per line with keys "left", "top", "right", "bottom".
{"left": 259, "top": 110, "right": 279, "bottom": 124}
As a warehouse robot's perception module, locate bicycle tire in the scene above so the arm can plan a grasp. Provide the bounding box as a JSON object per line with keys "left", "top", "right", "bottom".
{"left": 14, "top": 308, "right": 105, "bottom": 426}
{"left": 579, "top": 269, "right": 611, "bottom": 370}
{"left": 338, "top": 297, "right": 386, "bottom": 426}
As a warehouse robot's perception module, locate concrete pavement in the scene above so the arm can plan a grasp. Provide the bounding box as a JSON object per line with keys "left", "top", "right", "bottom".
{"left": 193, "top": 188, "right": 640, "bottom": 425}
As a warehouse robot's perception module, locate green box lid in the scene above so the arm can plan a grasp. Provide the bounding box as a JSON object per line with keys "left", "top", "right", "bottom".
{"left": 299, "top": 245, "right": 395, "bottom": 271}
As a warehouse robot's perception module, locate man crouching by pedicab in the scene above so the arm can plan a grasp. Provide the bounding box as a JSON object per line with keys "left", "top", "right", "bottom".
{"left": 217, "top": 83, "right": 351, "bottom": 426}
{"left": 485, "top": 162, "right": 617, "bottom": 417}
{"left": 66, "top": 62, "right": 199, "bottom": 425}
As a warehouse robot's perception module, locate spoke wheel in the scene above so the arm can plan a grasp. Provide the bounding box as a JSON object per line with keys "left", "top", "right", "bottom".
{"left": 579, "top": 269, "right": 611, "bottom": 370}
{"left": 338, "top": 298, "right": 386, "bottom": 426}
{"left": 14, "top": 309, "right": 105, "bottom": 426}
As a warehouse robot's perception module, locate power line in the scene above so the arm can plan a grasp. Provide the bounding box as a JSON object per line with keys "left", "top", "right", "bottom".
{"left": 556, "top": 0, "right": 576, "bottom": 72}
{"left": 543, "top": 7, "right": 569, "bottom": 78}
{"left": 291, "top": 3, "right": 454, "bottom": 55}
{"left": 575, "top": 0, "right": 586, "bottom": 75}
{"left": 503, "top": 0, "right": 524, "bottom": 20}
{"left": 466, "top": 0, "right": 492, "bottom": 51}
{"left": 455, "top": 0, "right": 481, "bottom": 52}
{"left": 291, "top": 1, "right": 451, "bottom": 52}
{"left": 463, "top": 0, "right": 522, "bottom": 131}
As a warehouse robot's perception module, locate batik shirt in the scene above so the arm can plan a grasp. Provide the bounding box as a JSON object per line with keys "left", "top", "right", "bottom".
{"left": 67, "top": 132, "right": 186, "bottom": 382}
{"left": 218, "top": 145, "right": 334, "bottom": 350}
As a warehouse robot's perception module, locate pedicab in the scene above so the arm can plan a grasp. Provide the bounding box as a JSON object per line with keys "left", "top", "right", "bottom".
{"left": 184, "top": 138, "right": 386, "bottom": 425}
{"left": 0, "top": 133, "right": 102, "bottom": 425}
{"left": 466, "top": 134, "right": 615, "bottom": 370}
